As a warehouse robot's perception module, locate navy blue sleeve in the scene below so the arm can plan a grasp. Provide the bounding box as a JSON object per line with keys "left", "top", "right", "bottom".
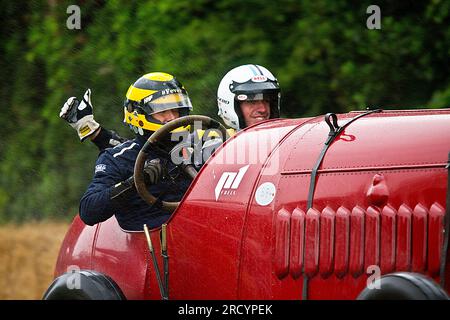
{"left": 92, "top": 127, "right": 129, "bottom": 151}
{"left": 79, "top": 152, "right": 125, "bottom": 225}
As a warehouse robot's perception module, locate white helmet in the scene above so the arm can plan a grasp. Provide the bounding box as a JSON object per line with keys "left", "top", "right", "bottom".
{"left": 217, "top": 64, "right": 281, "bottom": 130}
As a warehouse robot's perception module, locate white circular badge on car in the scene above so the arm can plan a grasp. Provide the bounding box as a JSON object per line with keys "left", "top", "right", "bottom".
{"left": 255, "top": 182, "right": 276, "bottom": 206}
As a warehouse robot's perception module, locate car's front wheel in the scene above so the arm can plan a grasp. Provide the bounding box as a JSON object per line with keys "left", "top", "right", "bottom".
{"left": 357, "top": 272, "right": 449, "bottom": 300}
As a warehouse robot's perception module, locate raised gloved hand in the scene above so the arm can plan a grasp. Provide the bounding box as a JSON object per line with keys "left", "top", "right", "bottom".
{"left": 143, "top": 158, "right": 166, "bottom": 185}
{"left": 59, "top": 89, "right": 100, "bottom": 141}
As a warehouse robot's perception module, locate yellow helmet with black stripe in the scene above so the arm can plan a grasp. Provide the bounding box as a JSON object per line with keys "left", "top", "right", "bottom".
{"left": 123, "top": 72, "right": 193, "bottom": 136}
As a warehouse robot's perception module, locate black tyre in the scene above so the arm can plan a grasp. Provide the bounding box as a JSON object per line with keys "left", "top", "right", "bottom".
{"left": 43, "top": 270, "right": 126, "bottom": 300}
{"left": 357, "top": 272, "right": 449, "bottom": 300}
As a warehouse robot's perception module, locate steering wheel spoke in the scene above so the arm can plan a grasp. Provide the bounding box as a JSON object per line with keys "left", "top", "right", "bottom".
{"left": 134, "top": 115, "right": 229, "bottom": 213}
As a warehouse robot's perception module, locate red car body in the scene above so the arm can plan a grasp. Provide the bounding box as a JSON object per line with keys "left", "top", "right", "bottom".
{"left": 50, "top": 109, "right": 450, "bottom": 299}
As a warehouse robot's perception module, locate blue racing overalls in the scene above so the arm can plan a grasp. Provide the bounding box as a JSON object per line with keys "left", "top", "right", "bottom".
{"left": 79, "top": 135, "right": 191, "bottom": 231}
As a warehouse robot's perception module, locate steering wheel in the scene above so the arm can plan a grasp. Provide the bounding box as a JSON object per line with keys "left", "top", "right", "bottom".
{"left": 134, "top": 115, "right": 229, "bottom": 212}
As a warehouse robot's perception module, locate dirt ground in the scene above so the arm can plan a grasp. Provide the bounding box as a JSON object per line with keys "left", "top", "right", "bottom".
{"left": 0, "top": 221, "right": 69, "bottom": 300}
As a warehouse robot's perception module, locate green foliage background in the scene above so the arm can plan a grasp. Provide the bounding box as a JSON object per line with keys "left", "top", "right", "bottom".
{"left": 0, "top": 0, "right": 449, "bottom": 222}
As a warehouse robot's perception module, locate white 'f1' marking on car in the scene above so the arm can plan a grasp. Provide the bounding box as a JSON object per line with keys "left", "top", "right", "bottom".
{"left": 214, "top": 165, "right": 250, "bottom": 201}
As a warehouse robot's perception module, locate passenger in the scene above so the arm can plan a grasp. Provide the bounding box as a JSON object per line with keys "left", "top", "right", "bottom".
{"left": 217, "top": 64, "right": 281, "bottom": 134}
{"left": 60, "top": 72, "right": 193, "bottom": 231}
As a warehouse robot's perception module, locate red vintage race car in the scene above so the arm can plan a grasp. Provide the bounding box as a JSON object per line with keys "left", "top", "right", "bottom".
{"left": 44, "top": 108, "right": 450, "bottom": 300}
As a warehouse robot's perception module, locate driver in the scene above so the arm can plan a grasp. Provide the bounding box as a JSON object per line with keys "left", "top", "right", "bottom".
{"left": 68, "top": 72, "right": 193, "bottom": 231}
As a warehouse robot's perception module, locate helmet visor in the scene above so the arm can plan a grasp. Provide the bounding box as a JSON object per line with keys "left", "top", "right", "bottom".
{"left": 230, "top": 80, "right": 279, "bottom": 95}
{"left": 236, "top": 92, "right": 278, "bottom": 102}
{"left": 140, "top": 89, "right": 193, "bottom": 115}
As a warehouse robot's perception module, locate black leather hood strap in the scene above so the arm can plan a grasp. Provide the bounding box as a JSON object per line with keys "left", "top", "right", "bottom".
{"left": 302, "top": 108, "right": 382, "bottom": 300}
{"left": 306, "top": 109, "right": 382, "bottom": 209}
{"left": 440, "top": 152, "right": 450, "bottom": 288}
